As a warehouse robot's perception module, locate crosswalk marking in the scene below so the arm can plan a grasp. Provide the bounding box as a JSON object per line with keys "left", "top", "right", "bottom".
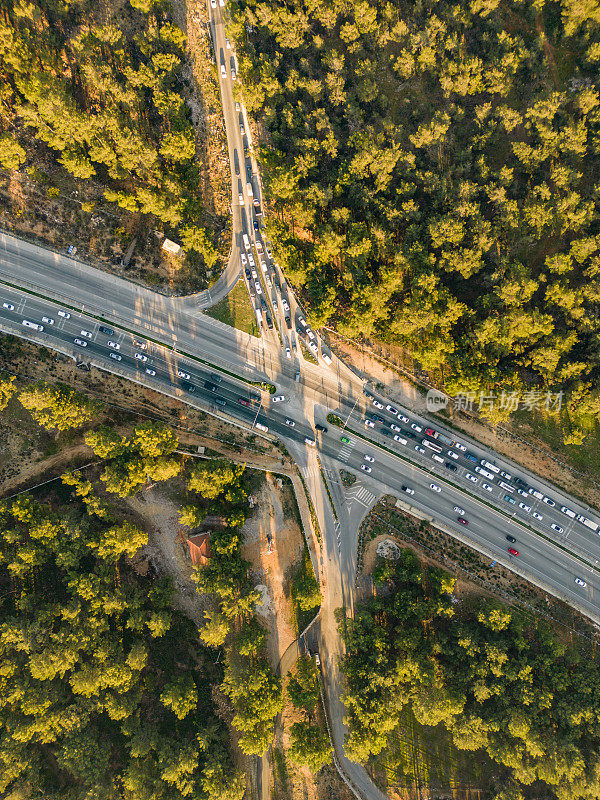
{"left": 339, "top": 438, "right": 355, "bottom": 462}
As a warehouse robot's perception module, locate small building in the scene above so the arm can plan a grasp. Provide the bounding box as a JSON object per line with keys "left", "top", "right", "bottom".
{"left": 162, "top": 238, "right": 181, "bottom": 255}
{"left": 187, "top": 532, "right": 212, "bottom": 566}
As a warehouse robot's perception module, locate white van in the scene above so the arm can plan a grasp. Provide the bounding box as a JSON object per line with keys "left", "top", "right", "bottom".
{"left": 560, "top": 506, "right": 576, "bottom": 519}
{"left": 480, "top": 459, "right": 501, "bottom": 474}
{"left": 499, "top": 481, "right": 514, "bottom": 493}
{"left": 255, "top": 422, "right": 268, "bottom": 432}
{"left": 242, "top": 233, "right": 250, "bottom": 250}
{"left": 22, "top": 320, "right": 43, "bottom": 331}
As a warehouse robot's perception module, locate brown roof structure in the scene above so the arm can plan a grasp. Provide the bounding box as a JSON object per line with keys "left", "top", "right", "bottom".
{"left": 187, "top": 532, "right": 212, "bottom": 566}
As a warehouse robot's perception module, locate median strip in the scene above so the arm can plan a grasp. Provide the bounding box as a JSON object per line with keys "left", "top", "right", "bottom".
{"left": 0, "top": 278, "right": 265, "bottom": 393}
{"left": 333, "top": 418, "right": 600, "bottom": 578}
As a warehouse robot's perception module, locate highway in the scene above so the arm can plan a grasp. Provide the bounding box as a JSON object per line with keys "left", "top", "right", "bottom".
{"left": 2, "top": 3, "right": 600, "bottom": 796}
{"left": 1, "top": 278, "right": 599, "bottom": 620}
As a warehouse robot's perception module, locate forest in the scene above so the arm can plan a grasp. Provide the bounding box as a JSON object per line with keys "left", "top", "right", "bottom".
{"left": 229, "top": 0, "right": 600, "bottom": 439}
{"left": 342, "top": 549, "right": 600, "bottom": 799}
{"left": 0, "top": 490, "right": 245, "bottom": 800}
{"left": 0, "top": 377, "right": 287, "bottom": 795}
{"left": 0, "top": 0, "right": 219, "bottom": 268}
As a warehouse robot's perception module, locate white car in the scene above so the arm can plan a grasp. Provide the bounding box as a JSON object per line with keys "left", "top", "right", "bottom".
{"left": 429, "top": 483, "right": 441, "bottom": 493}
{"left": 73, "top": 338, "right": 87, "bottom": 347}
{"left": 411, "top": 423, "right": 423, "bottom": 432}
{"left": 265, "top": 245, "right": 273, "bottom": 259}
{"left": 519, "top": 502, "right": 531, "bottom": 512}
{"left": 110, "top": 352, "right": 122, "bottom": 361}
{"left": 298, "top": 316, "right": 308, "bottom": 328}
{"left": 454, "top": 442, "right": 467, "bottom": 452}
{"left": 80, "top": 330, "right": 93, "bottom": 339}
{"left": 265, "top": 275, "right": 272, "bottom": 289}
{"left": 575, "top": 577, "right": 587, "bottom": 587}
{"left": 551, "top": 523, "right": 564, "bottom": 533}
{"left": 41, "top": 316, "right": 54, "bottom": 325}
{"left": 390, "top": 423, "right": 402, "bottom": 432}
{"left": 453, "top": 506, "right": 465, "bottom": 515}
{"left": 219, "top": 0, "right": 224, "bottom": 6}
{"left": 107, "top": 341, "right": 120, "bottom": 350}
{"left": 365, "top": 419, "right": 375, "bottom": 428}
{"left": 402, "top": 486, "right": 415, "bottom": 495}
{"left": 251, "top": 268, "right": 258, "bottom": 279}
{"left": 254, "top": 281, "right": 262, "bottom": 295}
{"left": 415, "top": 446, "right": 426, "bottom": 454}
{"left": 447, "top": 450, "right": 459, "bottom": 460}
{"left": 285, "top": 346, "right": 291, "bottom": 359}
{"left": 225, "top": 37, "right": 231, "bottom": 48}
{"left": 135, "top": 353, "right": 148, "bottom": 362}
{"left": 282, "top": 298, "right": 290, "bottom": 312}
{"left": 372, "top": 399, "right": 384, "bottom": 409}
{"left": 307, "top": 329, "right": 316, "bottom": 341}
{"left": 2, "top": 302, "right": 14, "bottom": 311}
{"left": 248, "top": 253, "right": 256, "bottom": 267}
{"left": 364, "top": 454, "right": 375, "bottom": 463}
{"left": 145, "top": 368, "right": 156, "bottom": 376}
{"left": 284, "top": 418, "right": 295, "bottom": 427}
{"left": 386, "top": 404, "right": 398, "bottom": 414}
{"left": 235, "top": 101, "right": 241, "bottom": 111}
{"left": 482, "top": 482, "right": 493, "bottom": 492}
{"left": 210, "top": 0, "right": 216, "bottom": 6}
{"left": 543, "top": 497, "right": 556, "bottom": 506}
{"left": 272, "top": 395, "right": 285, "bottom": 403}
{"left": 532, "top": 511, "right": 543, "bottom": 521}
{"left": 178, "top": 370, "right": 190, "bottom": 380}
{"left": 361, "top": 464, "right": 372, "bottom": 473}
{"left": 308, "top": 340, "right": 318, "bottom": 354}
{"left": 465, "top": 472, "right": 478, "bottom": 483}
{"left": 397, "top": 413, "right": 409, "bottom": 424}
{"left": 322, "top": 353, "right": 332, "bottom": 365}
{"left": 58, "top": 310, "right": 71, "bottom": 319}
{"left": 240, "top": 252, "right": 247, "bottom": 266}
{"left": 260, "top": 260, "right": 268, "bottom": 273}
{"left": 133, "top": 340, "right": 147, "bottom": 349}
{"left": 393, "top": 435, "right": 407, "bottom": 443}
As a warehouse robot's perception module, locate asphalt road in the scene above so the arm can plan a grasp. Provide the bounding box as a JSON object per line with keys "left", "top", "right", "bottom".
{"left": 4, "top": 10, "right": 600, "bottom": 795}
{"left": 2, "top": 257, "right": 600, "bottom": 615}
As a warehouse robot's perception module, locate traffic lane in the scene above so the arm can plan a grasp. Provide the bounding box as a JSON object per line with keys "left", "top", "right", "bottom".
{"left": 329, "top": 442, "right": 599, "bottom": 604}
{"left": 360, "top": 383, "right": 600, "bottom": 527}
{"left": 4, "top": 245, "right": 595, "bottom": 552}
{"left": 0, "top": 279, "right": 278, "bottom": 386}
{"left": 0, "top": 247, "right": 266, "bottom": 372}
{"left": 6, "top": 288, "right": 598, "bottom": 559}
{"left": 340, "top": 416, "right": 600, "bottom": 552}
{"left": 322, "top": 433, "right": 600, "bottom": 572}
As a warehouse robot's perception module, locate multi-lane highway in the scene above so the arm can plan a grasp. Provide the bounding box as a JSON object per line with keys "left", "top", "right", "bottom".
{"left": 2, "top": 5, "right": 600, "bottom": 796}
{"left": 1, "top": 273, "right": 599, "bottom": 622}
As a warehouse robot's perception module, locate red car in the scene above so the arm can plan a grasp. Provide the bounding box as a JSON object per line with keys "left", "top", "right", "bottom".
{"left": 508, "top": 547, "right": 519, "bottom": 556}
{"left": 238, "top": 397, "right": 250, "bottom": 407}
{"left": 458, "top": 517, "right": 468, "bottom": 525}
{"left": 425, "top": 428, "right": 435, "bottom": 436}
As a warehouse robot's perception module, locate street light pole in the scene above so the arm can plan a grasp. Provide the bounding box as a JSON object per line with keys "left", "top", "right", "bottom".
{"left": 251, "top": 399, "right": 263, "bottom": 428}
{"left": 342, "top": 393, "right": 361, "bottom": 430}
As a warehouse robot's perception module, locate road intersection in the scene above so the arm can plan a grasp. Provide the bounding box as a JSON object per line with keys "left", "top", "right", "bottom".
{"left": 1, "top": 3, "right": 600, "bottom": 796}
